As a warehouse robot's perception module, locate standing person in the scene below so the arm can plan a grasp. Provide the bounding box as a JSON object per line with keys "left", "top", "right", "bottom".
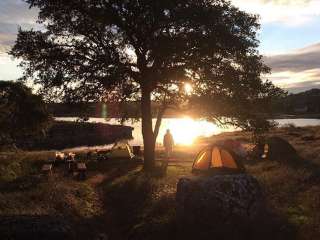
{"left": 163, "top": 129, "right": 174, "bottom": 159}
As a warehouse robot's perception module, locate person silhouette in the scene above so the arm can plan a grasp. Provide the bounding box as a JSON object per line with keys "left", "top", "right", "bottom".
{"left": 163, "top": 129, "right": 174, "bottom": 159}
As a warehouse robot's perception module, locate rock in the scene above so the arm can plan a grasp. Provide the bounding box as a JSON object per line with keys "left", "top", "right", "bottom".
{"left": 176, "top": 174, "right": 264, "bottom": 239}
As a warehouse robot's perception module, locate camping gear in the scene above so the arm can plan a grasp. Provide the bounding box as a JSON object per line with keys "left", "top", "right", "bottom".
{"left": 41, "top": 164, "right": 53, "bottom": 176}
{"left": 99, "top": 141, "right": 134, "bottom": 160}
{"left": 77, "top": 163, "right": 87, "bottom": 180}
{"left": 132, "top": 146, "right": 142, "bottom": 156}
{"left": 63, "top": 152, "right": 76, "bottom": 173}
{"left": 55, "top": 152, "right": 65, "bottom": 162}
{"left": 108, "top": 141, "right": 134, "bottom": 159}
{"left": 66, "top": 158, "right": 76, "bottom": 173}
{"left": 86, "top": 150, "right": 99, "bottom": 161}
{"left": 216, "top": 139, "right": 247, "bottom": 158}
{"left": 192, "top": 144, "right": 245, "bottom": 175}
{"left": 65, "top": 152, "right": 75, "bottom": 162}
{"left": 262, "top": 137, "right": 298, "bottom": 161}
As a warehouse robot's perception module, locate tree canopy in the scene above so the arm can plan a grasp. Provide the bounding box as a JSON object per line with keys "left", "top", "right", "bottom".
{"left": 11, "top": 0, "right": 285, "bottom": 170}
{"left": 0, "top": 81, "right": 51, "bottom": 146}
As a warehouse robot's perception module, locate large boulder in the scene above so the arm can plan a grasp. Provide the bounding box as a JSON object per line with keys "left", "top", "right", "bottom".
{"left": 176, "top": 174, "right": 264, "bottom": 239}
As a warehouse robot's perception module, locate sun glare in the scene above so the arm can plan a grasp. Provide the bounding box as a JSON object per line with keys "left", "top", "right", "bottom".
{"left": 161, "top": 117, "right": 221, "bottom": 145}
{"left": 184, "top": 83, "right": 193, "bottom": 95}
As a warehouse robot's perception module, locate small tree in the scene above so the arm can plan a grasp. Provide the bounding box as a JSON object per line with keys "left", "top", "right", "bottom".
{"left": 11, "top": 0, "right": 284, "bottom": 171}
{"left": 0, "top": 81, "right": 51, "bottom": 146}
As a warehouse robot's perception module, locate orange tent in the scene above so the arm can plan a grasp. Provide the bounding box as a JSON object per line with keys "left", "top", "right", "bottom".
{"left": 192, "top": 145, "right": 245, "bottom": 175}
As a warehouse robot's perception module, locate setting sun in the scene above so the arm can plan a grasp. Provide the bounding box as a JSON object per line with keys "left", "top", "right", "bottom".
{"left": 160, "top": 117, "right": 222, "bottom": 145}
{"left": 184, "top": 83, "right": 193, "bottom": 95}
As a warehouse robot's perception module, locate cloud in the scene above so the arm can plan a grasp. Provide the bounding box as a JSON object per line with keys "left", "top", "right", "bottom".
{"left": 268, "top": 68, "right": 320, "bottom": 90}
{"left": 0, "top": 0, "right": 38, "bottom": 25}
{"left": 0, "top": 22, "right": 39, "bottom": 53}
{"left": 261, "top": 0, "right": 311, "bottom": 5}
{"left": 0, "top": 1, "right": 40, "bottom": 80}
{"left": 0, "top": 0, "right": 319, "bottom": 92}
{"left": 0, "top": 0, "right": 39, "bottom": 54}
{"left": 265, "top": 42, "right": 320, "bottom": 72}
{"left": 286, "top": 81, "right": 320, "bottom": 93}
{"left": 265, "top": 43, "right": 320, "bottom": 92}
{"left": 232, "top": 0, "right": 320, "bottom": 26}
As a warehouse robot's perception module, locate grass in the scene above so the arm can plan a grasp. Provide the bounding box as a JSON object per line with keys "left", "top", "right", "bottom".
{"left": 1, "top": 125, "right": 320, "bottom": 239}
{"left": 0, "top": 151, "right": 104, "bottom": 239}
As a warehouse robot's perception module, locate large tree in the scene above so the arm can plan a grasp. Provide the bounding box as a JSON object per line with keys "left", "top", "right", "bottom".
{"left": 11, "top": 0, "right": 284, "bottom": 170}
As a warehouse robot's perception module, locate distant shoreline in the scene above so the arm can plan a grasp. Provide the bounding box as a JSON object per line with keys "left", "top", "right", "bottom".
{"left": 15, "top": 120, "right": 133, "bottom": 151}
{"left": 56, "top": 115, "right": 320, "bottom": 120}
{"left": 274, "top": 114, "right": 320, "bottom": 119}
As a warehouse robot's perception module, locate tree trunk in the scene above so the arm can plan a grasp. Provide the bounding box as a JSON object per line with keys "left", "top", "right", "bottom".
{"left": 141, "top": 86, "right": 156, "bottom": 171}
{"left": 153, "top": 106, "right": 165, "bottom": 142}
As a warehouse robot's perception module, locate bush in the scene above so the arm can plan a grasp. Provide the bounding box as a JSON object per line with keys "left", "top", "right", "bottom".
{"left": 0, "top": 81, "right": 51, "bottom": 147}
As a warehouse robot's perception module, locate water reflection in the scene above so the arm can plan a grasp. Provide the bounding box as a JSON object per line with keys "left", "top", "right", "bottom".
{"left": 150, "top": 117, "right": 234, "bottom": 145}
{"left": 56, "top": 117, "right": 320, "bottom": 146}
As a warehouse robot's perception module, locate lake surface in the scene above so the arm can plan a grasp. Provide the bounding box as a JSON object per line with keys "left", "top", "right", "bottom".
{"left": 56, "top": 117, "right": 320, "bottom": 146}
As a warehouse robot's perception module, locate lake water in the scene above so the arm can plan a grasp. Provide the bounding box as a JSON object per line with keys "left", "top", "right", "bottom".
{"left": 56, "top": 117, "right": 320, "bottom": 146}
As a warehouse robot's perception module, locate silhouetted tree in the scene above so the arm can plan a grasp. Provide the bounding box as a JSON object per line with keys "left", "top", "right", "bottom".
{"left": 11, "top": 0, "right": 284, "bottom": 170}
{"left": 0, "top": 81, "right": 51, "bottom": 146}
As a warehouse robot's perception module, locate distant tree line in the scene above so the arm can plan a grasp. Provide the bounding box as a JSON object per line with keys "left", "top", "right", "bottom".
{"left": 50, "top": 88, "right": 320, "bottom": 118}
{"left": 48, "top": 102, "right": 194, "bottom": 119}
{"left": 282, "top": 89, "right": 320, "bottom": 114}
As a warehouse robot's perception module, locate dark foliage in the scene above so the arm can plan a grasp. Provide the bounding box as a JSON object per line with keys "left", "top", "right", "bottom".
{"left": 0, "top": 81, "right": 51, "bottom": 146}
{"left": 284, "top": 88, "right": 320, "bottom": 114}
{"left": 25, "top": 121, "right": 133, "bottom": 150}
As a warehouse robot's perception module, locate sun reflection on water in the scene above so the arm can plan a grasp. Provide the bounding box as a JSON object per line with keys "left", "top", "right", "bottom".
{"left": 56, "top": 117, "right": 320, "bottom": 146}
{"left": 56, "top": 117, "right": 236, "bottom": 146}
{"left": 156, "top": 117, "right": 226, "bottom": 145}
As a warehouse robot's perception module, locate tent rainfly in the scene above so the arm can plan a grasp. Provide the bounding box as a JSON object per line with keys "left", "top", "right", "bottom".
{"left": 192, "top": 144, "right": 245, "bottom": 175}
{"left": 107, "top": 141, "right": 135, "bottom": 159}
{"left": 262, "top": 137, "right": 298, "bottom": 161}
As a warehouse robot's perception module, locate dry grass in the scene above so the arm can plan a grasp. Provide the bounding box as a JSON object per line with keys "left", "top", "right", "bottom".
{"left": 243, "top": 125, "right": 320, "bottom": 240}
{"left": 0, "top": 151, "right": 104, "bottom": 239}
{"left": 1, "top": 125, "right": 320, "bottom": 239}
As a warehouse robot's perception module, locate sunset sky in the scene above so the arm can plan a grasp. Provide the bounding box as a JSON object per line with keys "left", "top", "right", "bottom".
{"left": 0, "top": 0, "right": 319, "bottom": 93}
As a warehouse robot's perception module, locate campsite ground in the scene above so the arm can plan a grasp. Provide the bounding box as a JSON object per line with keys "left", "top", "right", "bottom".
{"left": 1, "top": 125, "right": 320, "bottom": 239}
